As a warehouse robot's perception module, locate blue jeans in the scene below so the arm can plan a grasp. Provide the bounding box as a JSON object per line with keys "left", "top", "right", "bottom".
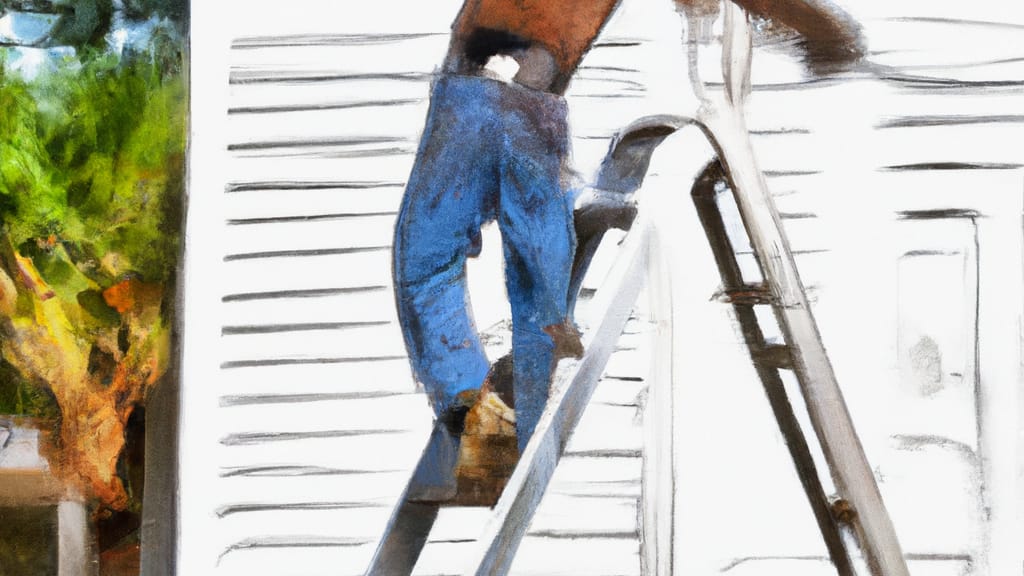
{"left": 393, "top": 75, "right": 576, "bottom": 450}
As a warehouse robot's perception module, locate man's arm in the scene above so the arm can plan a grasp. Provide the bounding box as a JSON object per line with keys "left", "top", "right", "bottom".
{"left": 717, "top": 0, "right": 864, "bottom": 73}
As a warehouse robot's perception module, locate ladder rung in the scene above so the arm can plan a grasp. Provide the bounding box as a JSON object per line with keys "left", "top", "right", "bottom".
{"left": 753, "top": 344, "right": 794, "bottom": 370}
{"left": 713, "top": 285, "right": 774, "bottom": 306}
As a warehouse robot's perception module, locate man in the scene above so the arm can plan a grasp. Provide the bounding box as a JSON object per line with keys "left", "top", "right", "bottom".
{"left": 394, "top": 1, "right": 625, "bottom": 461}
{"left": 394, "top": 0, "right": 864, "bottom": 470}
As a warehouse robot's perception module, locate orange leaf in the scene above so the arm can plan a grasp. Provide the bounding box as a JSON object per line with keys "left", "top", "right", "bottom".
{"left": 102, "top": 278, "right": 162, "bottom": 315}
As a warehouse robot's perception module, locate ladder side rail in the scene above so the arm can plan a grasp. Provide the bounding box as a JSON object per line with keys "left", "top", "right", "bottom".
{"left": 465, "top": 219, "right": 652, "bottom": 576}
{"left": 364, "top": 425, "right": 452, "bottom": 575}
{"left": 690, "top": 160, "right": 855, "bottom": 576}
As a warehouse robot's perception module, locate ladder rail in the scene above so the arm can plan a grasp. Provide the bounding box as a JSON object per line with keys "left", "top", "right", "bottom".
{"left": 364, "top": 424, "right": 453, "bottom": 575}
{"left": 463, "top": 219, "right": 652, "bottom": 576}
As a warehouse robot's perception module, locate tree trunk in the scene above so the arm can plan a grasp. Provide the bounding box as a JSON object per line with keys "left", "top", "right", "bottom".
{"left": 57, "top": 387, "right": 130, "bottom": 511}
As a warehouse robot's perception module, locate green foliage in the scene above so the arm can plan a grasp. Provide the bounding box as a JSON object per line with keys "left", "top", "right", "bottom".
{"left": 0, "top": 359, "right": 60, "bottom": 419}
{"left": 0, "top": 72, "right": 66, "bottom": 240}
{"left": 0, "top": 47, "right": 186, "bottom": 284}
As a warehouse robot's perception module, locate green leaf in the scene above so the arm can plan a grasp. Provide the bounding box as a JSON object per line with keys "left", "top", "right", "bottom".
{"left": 0, "top": 359, "right": 60, "bottom": 419}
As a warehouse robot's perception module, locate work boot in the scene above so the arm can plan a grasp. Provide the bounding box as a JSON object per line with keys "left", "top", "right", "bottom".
{"left": 453, "top": 375, "right": 519, "bottom": 506}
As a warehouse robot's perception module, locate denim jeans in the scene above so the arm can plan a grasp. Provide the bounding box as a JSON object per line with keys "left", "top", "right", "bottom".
{"left": 393, "top": 75, "right": 576, "bottom": 450}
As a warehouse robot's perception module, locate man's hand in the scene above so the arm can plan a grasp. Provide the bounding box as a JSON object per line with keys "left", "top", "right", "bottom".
{"left": 543, "top": 319, "right": 584, "bottom": 360}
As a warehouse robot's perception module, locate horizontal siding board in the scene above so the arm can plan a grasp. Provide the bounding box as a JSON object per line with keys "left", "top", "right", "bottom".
{"left": 214, "top": 431, "right": 427, "bottom": 471}
{"left": 509, "top": 537, "right": 641, "bottom": 576}
{"left": 215, "top": 476, "right": 412, "bottom": 516}
{"left": 217, "top": 394, "right": 427, "bottom": 434}
{"left": 229, "top": 80, "right": 430, "bottom": 111}
{"left": 224, "top": 214, "right": 397, "bottom": 254}
{"left": 225, "top": 155, "right": 418, "bottom": 185}
{"left": 221, "top": 289, "right": 398, "bottom": 326}
{"left": 216, "top": 543, "right": 375, "bottom": 576}
{"left": 229, "top": 106, "right": 427, "bottom": 147}
{"left": 224, "top": 186, "right": 405, "bottom": 218}
{"left": 215, "top": 361, "right": 419, "bottom": 401}
{"left": 219, "top": 251, "right": 393, "bottom": 295}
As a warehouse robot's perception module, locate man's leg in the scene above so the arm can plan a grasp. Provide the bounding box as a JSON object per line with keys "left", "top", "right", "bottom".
{"left": 393, "top": 76, "right": 502, "bottom": 425}
{"left": 495, "top": 84, "right": 578, "bottom": 452}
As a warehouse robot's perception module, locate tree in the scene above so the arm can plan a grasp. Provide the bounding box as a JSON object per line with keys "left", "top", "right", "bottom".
{"left": 0, "top": 6, "right": 185, "bottom": 513}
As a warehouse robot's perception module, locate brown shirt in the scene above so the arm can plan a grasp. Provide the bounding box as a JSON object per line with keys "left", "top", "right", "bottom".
{"left": 451, "top": 0, "right": 621, "bottom": 78}
{"left": 445, "top": 0, "right": 863, "bottom": 92}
